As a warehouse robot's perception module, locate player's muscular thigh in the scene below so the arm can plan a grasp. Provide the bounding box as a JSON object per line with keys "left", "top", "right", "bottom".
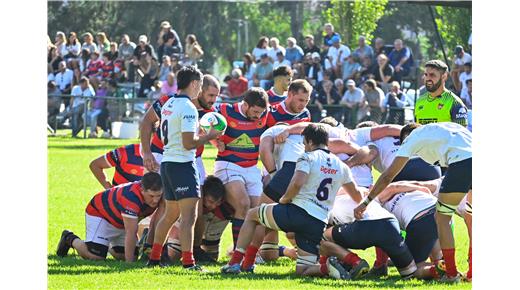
{"left": 224, "top": 181, "right": 250, "bottom": 218}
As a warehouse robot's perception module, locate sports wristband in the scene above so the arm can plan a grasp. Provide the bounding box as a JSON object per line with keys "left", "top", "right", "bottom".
{"left": 362, "top": 198, "right": 371, "bottom": 206}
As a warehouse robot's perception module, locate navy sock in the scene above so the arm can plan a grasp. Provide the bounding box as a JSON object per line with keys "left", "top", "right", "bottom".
{"left": 231, "top": 218, "right": 244, "bottom": 249}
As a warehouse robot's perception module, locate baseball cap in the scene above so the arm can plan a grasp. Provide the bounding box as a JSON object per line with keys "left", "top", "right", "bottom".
{"left": 331, "top": 35, "right": 341, "bottom": 44}
{"left": 346, "top": 79, "right": 355, "bottom": 86}
{"left": 454, "top": 45, "right": 463, "bottom": 54}
{"left": 160, "top": 21, "right": 171, "bottom": 28}
{"left": 260, "top": 53, "right": 269, "bottom": 59}
{"left": 311, "top": 52, "right": 320, "bottom": 59}
{"left": 138, "top": 35, "right": 148, "bottom": 43}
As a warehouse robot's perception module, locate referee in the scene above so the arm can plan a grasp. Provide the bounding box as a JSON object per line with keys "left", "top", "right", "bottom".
{"left": 414, "top": 60, "right": 468, "bottom": 126}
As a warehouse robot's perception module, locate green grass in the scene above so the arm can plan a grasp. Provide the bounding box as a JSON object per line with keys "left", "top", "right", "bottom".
{"left": 48, "top": 135, "right": 471, "bottom": 289}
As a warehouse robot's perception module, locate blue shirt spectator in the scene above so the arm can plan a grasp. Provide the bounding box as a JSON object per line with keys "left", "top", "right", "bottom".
{"left": 387, "top": 39, "right": 413, "bottom": 81}
{"left": 285, "top": 37, "right": 304, "bottom": 64}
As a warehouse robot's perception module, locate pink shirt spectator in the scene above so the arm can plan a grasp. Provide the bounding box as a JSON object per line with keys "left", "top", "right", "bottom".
{"left": 161, "top": 80, "right": 177, "bottom": 95}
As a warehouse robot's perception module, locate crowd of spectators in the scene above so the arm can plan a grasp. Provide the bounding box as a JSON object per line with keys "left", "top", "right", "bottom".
{"left": 47, "top": 21, "right": 205, "bottom": 137}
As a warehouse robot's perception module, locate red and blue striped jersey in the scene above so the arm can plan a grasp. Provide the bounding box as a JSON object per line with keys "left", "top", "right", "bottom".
{"left": 86, "top": 181, "right": 156, "bottom": 229}
{"left": 266, "top": 100, "right": 311, "bottom": 127}
{"left": 101, "top": 61, "right": 114, "bottom": 79}
{"left": 85, "top": 59, "right": 104, "bottom": 77}
{"left": 204, "top": 201, "right": 235, "bottom": 221}
{"left": 150, "top": 94, "right": 175, "bottom": 154}
{"left": 105, "top": 144, "right": 144, "bottom": 186}
{"left": 215, "top": 102, "right": 268, "bottom": 167}
{"left": 267, "top": 88, "right": 287, "bottom": 106}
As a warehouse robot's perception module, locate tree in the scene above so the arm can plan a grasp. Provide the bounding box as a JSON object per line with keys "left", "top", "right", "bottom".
{"left": 322, "top": 0, "right": 388, "bottom": 48}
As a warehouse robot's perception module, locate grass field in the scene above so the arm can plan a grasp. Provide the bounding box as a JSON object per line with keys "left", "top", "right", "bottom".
{"left": 48, "top": 135, "right": 471, "bottom": 289}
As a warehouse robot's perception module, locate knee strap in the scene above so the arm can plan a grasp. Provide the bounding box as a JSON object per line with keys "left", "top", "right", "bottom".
{"left": 260, "top": 242, "right": 279, "bottom": 251}
{"left": 257, "top": 203, "right": 279, "bottom": 230}
{"left": 465, "top": 201, "right": 472, "bottom": 215}
{"left": 436, "top": 200, "right": 458, "bottom": 216}
{"left": 296, "top": 254, "right": 317, "bottom": 266}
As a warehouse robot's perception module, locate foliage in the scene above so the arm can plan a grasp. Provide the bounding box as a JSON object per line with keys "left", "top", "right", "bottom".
{"left": 435, "top": 6, "right": 472, "bottom": 54}
{"left": 322, "top": 0, "right": 388, "bottom": 48}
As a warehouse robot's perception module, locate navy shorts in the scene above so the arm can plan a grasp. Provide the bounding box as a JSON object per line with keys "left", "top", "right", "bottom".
{"left": 264, "top": 162, "right": 296, "bottom": 202}
{"left": 393, "top": 157, "right": 442, "bottom": 182}
{"left": 440, "top": 158, "right": 472, "bottom": 193}
{"left": 272, "top": 203, "right": 326, "bottom": 255}
{"left": 405, "top": 207, "right": 438, "bottom": 263}
{"left": 161, "top": 161, "right": 200, "bottom": 201}
{"left": 332, "top": 218, "right": 414, "bottom": 269}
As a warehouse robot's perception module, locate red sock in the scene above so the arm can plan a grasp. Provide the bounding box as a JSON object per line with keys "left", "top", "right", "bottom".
{"left": 241, "top": 246, "right": 259, "bottom": 270}
{"left": 182, "top": 251, "right": 195, "bottom": 267}
{"left": 342, "top": 253, "right": 361, "bottom": 266}
{"left": 150, "top": 243, "right": 163, "bottom": 261}
{"left": 229, "top": 248, "right": 245, "bottom": 265}
{"left": 467, "top": 246, "right": 472, "bottom": 279}
{"left": 429, "top": 265, "right": 440, "bottom": 279}
{"left": 442, "top": 248, "right": 458, "bottom": 277}
{"left": 319, "top": 255, "right": 328, "bottom": 275}
{"left": 374, "top": 247, "right": 389, "bottom": 268}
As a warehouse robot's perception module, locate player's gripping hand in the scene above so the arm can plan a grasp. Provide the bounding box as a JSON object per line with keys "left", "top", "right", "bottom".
{"left": 353, "top": 203, "right": 367, "bottom": 220}
{"left": 142, "top": 151, "right": 160, "bottom": 172}
{"left": 279, "top": 195, "right": 291, "bottom": 204}
{"left": 274, "top": 130, "right": 289, "bottom": 144}
{"left": 205, "top": 126, "right": 224, "bottom": 140}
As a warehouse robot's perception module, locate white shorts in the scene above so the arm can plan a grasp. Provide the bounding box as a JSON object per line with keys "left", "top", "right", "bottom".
{"left": 214, "top": 161, "right": 263, "bottom": 197}
{"left": 85, "top": 214, "right": 126, "bottom": 247}
{"left": 196, "top": 156, "right": 207, "bottom": 185}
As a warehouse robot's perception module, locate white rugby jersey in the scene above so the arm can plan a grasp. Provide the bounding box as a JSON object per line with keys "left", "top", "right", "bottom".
{"left": 377, "top": 190, "right": 437, "bottom": 230}
{"left": 396, "top": 122, "right": 472, "bottom": 167}
{"left": 291, "top": 148, "right": 353, "bottom": 223}
{"left": 346, "top": 127, "right": 372, "bottom": 146}
{"left": 329, "top": 194, "right": 394, "bottom": 226}
{"left": 260, "top": 125, "right": 304, "bottom": 170}
{"left": 161, "top": 95, "right": 198, "bottom": 163}
{"left": 368, "top": 136, "right": 401, "bottom": 173}
{"left": 335, "top": 153, "right": 373, "bottom": 188}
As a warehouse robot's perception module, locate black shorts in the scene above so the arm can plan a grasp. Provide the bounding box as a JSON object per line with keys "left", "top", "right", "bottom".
{"left": 161, "top": 161, "right": 200, "bottom": 201}
{"left": 405, "top": 207, "right": 438, "bottom": 263}
{"left": 393, "top": 157, "right": 442, "bottom": 182}
{"left": 440, "top": 158, "right": 472, "bottom": 193}
{"left": 264, "top": 162, "right": 296, "bottom": 202}
{"left": 331, "top": 218, "right": 414, "bottom": 269}
{"left": 272, "top": 203, "right": 326, "bottom": 255}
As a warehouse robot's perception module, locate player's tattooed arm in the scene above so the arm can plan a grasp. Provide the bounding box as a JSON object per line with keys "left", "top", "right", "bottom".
{"left": 345, "top": 145, "right": 378, "bottom": 168}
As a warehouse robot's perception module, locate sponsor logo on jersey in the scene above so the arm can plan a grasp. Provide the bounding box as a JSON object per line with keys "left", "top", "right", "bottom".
{"left": 320, "top": 166, "right": 338, "bottom": 175}
{"left": 163, "top": 110, "right": 173, "bottom": 116}
{"left": 437, "top": 103, "right": 444, "bottom": 110}
{"left": 418, "top": 105, "right": 424, "bottom": 110}
{"left": 175, "top": 186, "right": 189, "bottom": 193}
{"left": 229, "top": 121, "right": 237, "bottom": 128}
{"left": 183, "top": 115, "right": 196, "bottom": 120}
{"left": 227, "top": 133, "right": 256, "bottom": 149}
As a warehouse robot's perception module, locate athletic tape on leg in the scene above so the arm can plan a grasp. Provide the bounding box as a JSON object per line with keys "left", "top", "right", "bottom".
{"left": 297, "top": 255, "right": 318, "bottom": 266}
{"left": 260, "top": 242, "right": 279, "bottom": 251}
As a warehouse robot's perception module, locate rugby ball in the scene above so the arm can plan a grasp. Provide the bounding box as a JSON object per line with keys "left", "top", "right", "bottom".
{"left": 200, "top": 112, "right": 227, "bottom": 132}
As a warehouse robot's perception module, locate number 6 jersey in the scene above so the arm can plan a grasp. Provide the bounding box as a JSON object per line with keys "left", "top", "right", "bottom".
{"left": 291, "top": 148, "right": 354, "bottom": 223}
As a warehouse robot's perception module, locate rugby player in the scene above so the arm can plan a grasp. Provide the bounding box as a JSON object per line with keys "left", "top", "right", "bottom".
{"left": 354, "top": 122, "right": 472, "bottom": 283}
{"left": 147, "top": 66, "right": 222, "bottom": 270}
{"left": 89, "top": 143, "right": 144, "bottom": 189}
{"left": 56, "top": 172, "right": 163, "bottom": 262}
{"left": 213, "top": 88, "right": 269, "bottom": 248}
{"left": 222, "top": 124, "right": 364, "bottom": 279}
{"left": 266, "top": 79, "right": 312, "bottom": 127}
{"left": 266, "top": 65, "right": 293, "bottom": 105}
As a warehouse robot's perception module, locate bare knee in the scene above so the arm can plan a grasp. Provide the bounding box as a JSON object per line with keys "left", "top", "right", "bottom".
{"left": 245, "top": 207, "right": 260, "bottom": 222}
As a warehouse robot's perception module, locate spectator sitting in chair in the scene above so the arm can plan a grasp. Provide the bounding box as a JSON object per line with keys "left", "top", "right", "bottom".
{"left": 363, "top": 79, "right": 385, "bottom": 124}
{"left": 161, "top": 72, "right": 177, "bottom": 95}
{"left": 340, "top": 79, "right": 367, "bottom": 125}
{"left": 170, "top": 55, "right": 183, "bottom": 76}
{"left": 322, "top": 23, "right": 340, "bottom": 51}
{"left": 359, "top": 56, "right": 376, "bottom": 84}
{"left": 334, "top": 78, "right": 345, "bottom": 96}
{"left": 460, "top": 79, "right": 472, "bottom": 109}
{"left": 273, "top": 51, "right": 291, "bottom": 69}
{"left": 227, "top": 68, "right": 248, "bottom": 98}
{"left": 158, "top": 55, "right": 172, "bottom": 82}
{"left": 451, "top": 45, "right": 472, "bottom": 92}
{"left": 48, "top": 81, "right": 62, "bottom": 130}
{"left": 314, "top": 80, "right": 342, "bottom": 121}
{"left": 457, "top": 62, "right": 472, "bottom": 94}
{"left": 70, "top": 77, "right": 96, "bottom": 138}
{"left": 157, "top": 21, "right": 182, "bottom": 61}
{"left": 382, "top": 81, "right": 408, "bottom": 124}
{"left": 285, "top": 37, "right": 304, "bottom": 65}
{"left": 55, "top": 61, "right": 74, "bottom": 94}
{"left": 87, "top": 81, "right": 110, "bottom": 138}
{"left": 82, "top": 32, "right": 98, "bottom": 55}
{"left": 327, "top": 35, "right": 351, "bottom": 79}
{"left": 251, "top": 53, "right": 273, "bottom": 90}
{"left": 303, "top": 34, "right": 320, "bottom": 56}
{"left": 353, "top": 35, "right": 374, "bottom": 60}
{"left": 304, "top": 52, "right": 325, "bottom": 87}
{"left": 268, "top": 37, "right": 286, "bottom": 63}
{"left": 387, "top": 39, "right": 412, "bottom": 82}
{"left": 341, "top": 55, "right": 362, "bottom": 83}
{"left": 370, "top": 54, "right": 394, "bottom": 93}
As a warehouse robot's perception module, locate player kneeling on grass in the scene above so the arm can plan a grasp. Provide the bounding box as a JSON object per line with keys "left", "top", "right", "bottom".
{"left": 56, "top": 172, "right": 163, "bottom": 262}
{"left": 222, "top": 123, "right": 364, "bottom": 279}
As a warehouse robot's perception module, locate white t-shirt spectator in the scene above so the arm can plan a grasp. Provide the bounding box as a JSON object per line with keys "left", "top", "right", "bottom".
{"left": 82, "top": 42, "right": 98, "bottom": 54}
{"left": 341, "top": 87, "right": 364, "bottom": 104}
{"left": 252, "top": 47, "right": 270, "bottom": 62}
{"left": 454, "top": 52, "right": 472, "bottom": 66}
{"left": 71, "top": 84, "right": 95, "bottom": 108}
{"left": 244, "top": 63, "right": 257, "bottom": 80}
{"left": 268, "top": 47, "right": 286, "bottom": 62}
{"left": 55, "top": 69, "right": 74, "bottom": 92}
{"left": 273, "top": 59, "right": 291, "bottom": 69}
{"left": 459, "top": 71, "right": 472, "bottom": 91}
{"left": 66, "top": 43, "right": 82, "bottom": 57}
{"left": 327, "top": 45, "right": 351, "bottom": 67}
{"left": 460, "top": 88, "right": 472, "bottom": 109}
